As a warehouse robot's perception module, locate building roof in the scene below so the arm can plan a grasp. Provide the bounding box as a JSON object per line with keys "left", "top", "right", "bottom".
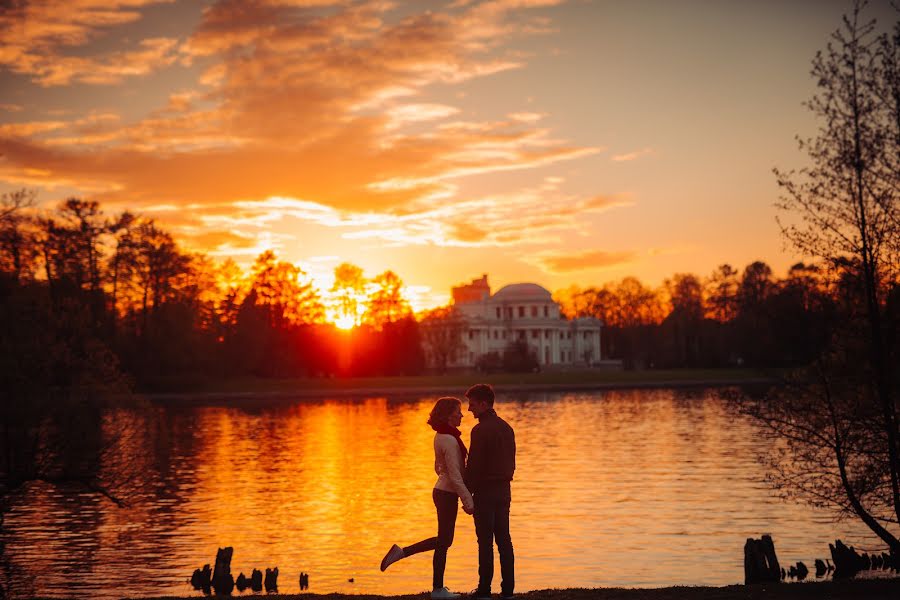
{"left": 492, "top": 282, "right": 553, "bottom": 302}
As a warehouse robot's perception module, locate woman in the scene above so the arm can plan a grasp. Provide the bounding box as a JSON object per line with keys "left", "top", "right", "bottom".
{"left": 380, "top": 397, "right": 474, "bottom": 599}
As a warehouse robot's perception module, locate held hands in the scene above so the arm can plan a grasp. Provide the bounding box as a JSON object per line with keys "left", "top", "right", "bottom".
{"left": 463, "top": 503, "right": 474, "bottom": 515}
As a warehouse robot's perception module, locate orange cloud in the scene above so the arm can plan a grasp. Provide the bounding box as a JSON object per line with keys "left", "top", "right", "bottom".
{"left": 2, "top": 0, "right": 591, "bottom": 223}
{"left": 0, "top": 1, "right": 177, "bottom": 86}
{"left": 532, "top": 249, "right": 637, "bottom": 273}
{"left": 611, "top": 147, "right": 654, "bottom": 162}
{"left": 179, "top": 229, "right": 258, "bottom": 252}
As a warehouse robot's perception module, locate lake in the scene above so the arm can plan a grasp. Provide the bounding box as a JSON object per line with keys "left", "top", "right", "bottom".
{"left": 1, "top": 388, "right": 887, "bottom": 598}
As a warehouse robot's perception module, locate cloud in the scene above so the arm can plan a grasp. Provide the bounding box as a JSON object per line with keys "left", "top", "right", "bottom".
{"left": 1, "top": 0, "right": 597, "bottom": 238}
{"left": 532, "top": 249, "right": 637, "bottom": 273}
{"left": 0, "top": 1, "right": 178, "bottom": 86}
{"left": 611, "top": 147, "right": 654, "bottom": 162}
{"left": 179, "top": 228, "right": 258, "bottom": 252}
{"left": 508, "top": 111, "right": 545, "bottom": 122}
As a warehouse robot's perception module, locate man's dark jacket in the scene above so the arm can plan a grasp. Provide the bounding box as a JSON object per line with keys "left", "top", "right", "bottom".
{"left": 465, "top": 408, "right": 516, "bottom": 493}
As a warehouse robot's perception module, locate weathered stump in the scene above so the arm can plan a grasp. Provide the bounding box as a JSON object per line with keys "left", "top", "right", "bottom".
{"left": 744, "top": 534, "right": 781, "bottom": 585}
{"left": 264, "top": 567, "right": 279, "bottom": 592}
{"left": 212, "top": 546, "right": 235, "bottom": 595}
{"left": 814, "top": 558, "right": 827, "bottom": 577}
{"left": 830, "top": 539, "right": 864, "bottom": 579}
{"left": 250, "top": 568, "right": 263, "bottom": 592}
{"left": 191, "top": 564, "right": 212, "bottom": 594}
{"left": 236, "top": 572, "right": 249, "bottom": 592}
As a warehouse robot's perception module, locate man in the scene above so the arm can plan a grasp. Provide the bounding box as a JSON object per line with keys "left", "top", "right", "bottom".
{"left": 464, "top": 383, "right": 516, "bottom": 600}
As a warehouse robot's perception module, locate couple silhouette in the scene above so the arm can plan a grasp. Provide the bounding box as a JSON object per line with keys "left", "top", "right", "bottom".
{"left": 380, "top": 384, "right": 516, "bottom": 600}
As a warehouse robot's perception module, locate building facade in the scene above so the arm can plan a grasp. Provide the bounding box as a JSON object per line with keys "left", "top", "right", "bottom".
{"left": 450, "top": 275, "right": 602, "bottom": 368}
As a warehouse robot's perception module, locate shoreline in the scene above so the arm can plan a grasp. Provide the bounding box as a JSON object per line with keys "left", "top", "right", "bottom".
{"left": 138, "top": 369, "right": 780, "bottom": 404}
{"left": 138, "top": 580, "right": 900, "bottom": 600}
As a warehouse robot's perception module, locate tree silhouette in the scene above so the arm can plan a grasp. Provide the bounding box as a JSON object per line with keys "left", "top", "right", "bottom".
{"left": 331, "top": 262, "right": 366, "bottom": 327}
{"left": 364, "top": 270, "right": 411, "bottom": 328}
{"left": 750, "top": 0, "right": 900, "bottom": 552}
{"left": 419, "top": 305, "right": 467, "bottom": 373}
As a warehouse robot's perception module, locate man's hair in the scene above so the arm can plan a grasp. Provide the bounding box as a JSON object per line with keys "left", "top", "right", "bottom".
{"left": 428, "top": 397, "right": 461, "bottom": 428}
{"left": 465, "top": 383, "right": 495, "bottom": 406}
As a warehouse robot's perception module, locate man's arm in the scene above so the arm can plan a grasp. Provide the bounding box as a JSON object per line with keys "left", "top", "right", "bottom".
{"left": 465, "top": 424, "right": 484, "bottom": 492}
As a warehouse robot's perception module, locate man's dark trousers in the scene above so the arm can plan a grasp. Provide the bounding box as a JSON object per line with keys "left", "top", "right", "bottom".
{"left": 473, "top": 481, "right": 514, "bottom": 596}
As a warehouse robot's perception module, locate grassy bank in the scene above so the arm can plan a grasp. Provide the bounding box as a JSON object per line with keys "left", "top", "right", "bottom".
{"left": 140, "top": 368, "right": 780, "bottom": 399}
{"left": 140, "top": 579, "right": 900, "bottom": 600}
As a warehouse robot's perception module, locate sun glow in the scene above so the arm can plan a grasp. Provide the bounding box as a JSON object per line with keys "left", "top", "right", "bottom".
{"left": 333, "top": 314, "right": 356, "bottom": 330}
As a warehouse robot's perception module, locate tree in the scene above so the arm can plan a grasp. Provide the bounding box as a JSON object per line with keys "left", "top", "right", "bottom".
{"left": 748, "top": 0, "right": 900, "bottom": 553}
{"left": 662, "top": 273, "right": 705, "bottom": 367}
{"left": 705, "top": 263, "right": 740, "bottom": 322}
{"left": 0, "top": 189, "right": 38, "bottom": 283}
{"left": 331, "top": 262, "right": 366, "bottom": 327}
{"left": 364, "top": 270, "right": 412, "bottom": 328}
{"left": 250, "top": 250, "right": 324, "bottom": 328}
{"left": 419, "top": 305, "right": 467, "bottom": 373}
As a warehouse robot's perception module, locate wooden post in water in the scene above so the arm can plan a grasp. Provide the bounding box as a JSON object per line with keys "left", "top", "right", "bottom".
{"left": 744, "top": 534, "right": 781, "bottom": 584}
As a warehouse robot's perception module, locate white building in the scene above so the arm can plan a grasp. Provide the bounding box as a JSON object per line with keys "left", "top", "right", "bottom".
{"left": 450, "top": 275, "right": 602, "bottom": 368}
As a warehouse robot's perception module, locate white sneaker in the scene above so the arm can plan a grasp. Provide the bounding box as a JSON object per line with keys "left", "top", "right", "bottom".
{"left": 431, "top": 587, "right": 461, "bottom": 599}
{"left": 380, "top": 544, "right": 405, "bottom": 571}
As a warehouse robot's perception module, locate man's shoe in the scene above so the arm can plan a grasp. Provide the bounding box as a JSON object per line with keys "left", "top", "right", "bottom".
{"left": 431, "top": 587, "right": 461, "bottom": 599}
{"left": 380, "top": 544, "right": 405, "bottom": 571}
{"left": 470, "top": 589, "right": 492, "bottom": 600}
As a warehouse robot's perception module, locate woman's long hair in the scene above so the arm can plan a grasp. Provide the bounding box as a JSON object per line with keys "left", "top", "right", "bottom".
{"left": 427, "top": 397, "right": 461, "bottom": 428}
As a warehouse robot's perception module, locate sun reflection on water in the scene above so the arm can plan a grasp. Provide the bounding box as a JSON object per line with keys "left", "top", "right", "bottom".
{"left": 1, "top": 390, "right": 890, "bottom": 599}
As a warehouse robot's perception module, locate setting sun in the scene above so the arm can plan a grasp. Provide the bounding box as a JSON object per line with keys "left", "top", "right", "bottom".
{"left": 333, "top": 314, "right": 356, "bottom": 330}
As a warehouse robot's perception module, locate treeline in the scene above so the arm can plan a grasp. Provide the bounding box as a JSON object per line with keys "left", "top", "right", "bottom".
{"left": 555, "top": 261, "right": 899, "bottom": 370}
{"left": 0, "top": 192, "right": 425, "bottom": 392}
{"left": 4, "top": 191, "right": 896, "bottom": 391}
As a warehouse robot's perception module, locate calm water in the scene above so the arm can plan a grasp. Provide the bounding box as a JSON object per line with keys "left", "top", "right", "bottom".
{"left": 1, "top": 389, "right": 888, "bottom": 598}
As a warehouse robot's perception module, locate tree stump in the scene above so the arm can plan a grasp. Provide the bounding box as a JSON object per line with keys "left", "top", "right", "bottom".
{"left": 250, "top": 568, "right": 263, "bottom": 592}
{"left": 830, "top": 539, "right": 864, "bottom": 579}
{"left": 814, "top": 559, "right": 827, "bottom": 577}
{"left": 191, "top": 564, "right": 212, "bottom": 594}
{"left": 264, "top": 567, "right": 279, "bottom": 592}
{"left": 212, "top": 547, "right": 235, "bottom": 595}
{"left": 236, "top": 572, "right": 249, "bottom": 592}
{"left": 744, "top": 535, "right": 781, "bottom": 584}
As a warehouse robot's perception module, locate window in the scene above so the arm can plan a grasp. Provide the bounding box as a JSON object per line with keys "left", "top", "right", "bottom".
{"left": 469, "top": 352, "right": 475, "bottom": 363}
{"left": 545, "top": 330, "right": 551, "bottom": 339}
{"left": 506, "top": 307, "right": 513, "bottom": 318}
{"left": 543, "top": 306, "right": 548, "bottom": 317}
{"left": 493, "top": 330, "right": 499, "bottom": 339}
{"left": 530, "top": 306, "right": 537, "bottom": 317}
{"left": 496, "top": 307, "right": 501, "bottom": 318}
{"left": 502, "top": 331, "right": 507, "bottom": 339}
{"left": 531, "top": 329, "right": 539, "bottom": 339}
{"left": 518, "top": 306, "right": 525, "bottom": 318}
{"left": 518, "top": 330, "right": 525, "bottom": 340}
{"left": 584, "top": 332, "right": 590, "bottom": 340}
{"left": 468, "top": 330, "right": 474, "bottom": 340}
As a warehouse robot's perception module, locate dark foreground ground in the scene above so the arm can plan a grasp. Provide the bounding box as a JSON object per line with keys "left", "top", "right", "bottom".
{"left": 137, "top": 579, "right": 900, "bottom": 600}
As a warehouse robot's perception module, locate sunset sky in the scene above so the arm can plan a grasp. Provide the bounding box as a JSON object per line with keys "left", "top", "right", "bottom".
{"left": 2, "top": 0, "right": 896, "bottom": 308}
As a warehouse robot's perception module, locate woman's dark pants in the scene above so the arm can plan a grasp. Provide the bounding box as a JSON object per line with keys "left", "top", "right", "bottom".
{"left": 473, "top": 481, "right": 514, "bottom": 596}
{"left": 402, "top": 489, "right": 459, "bottom": 589}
